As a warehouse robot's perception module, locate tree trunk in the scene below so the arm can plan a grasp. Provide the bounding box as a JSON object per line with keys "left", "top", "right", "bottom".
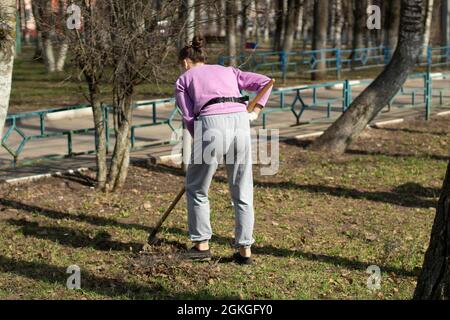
{"left": 56, "top": 41, "right": 68, "bottom": 72}
{"left": 226, "top": 0, "right": 237, "bottom": 66}
{"left": 414, "top": 161, "right": 450, "bottom": 299}
{"left": 88, "top": 82, "right": 108, "bottom": 190}
{"left": 273, "top": 0, "right": 285, "bottom": 51}
{"left": 107, "top": 92, "right": 133, "bottom": 192}
{"left": 351, "top": 0, "right": 367, "bottom": 60}
{"left": 302, "top": 0, "right": 312, "bottom": 49}
{"left": 0, "top": 0, "right": 16, "bottom": 140}
{"left": 218, "top": 0, "right": 226, "bottom": 37}
{"left": 442, "top": 0, "right": 449, "bottom": 47}
{"left": 311, "top": 0, "right": 328, "bottom": 81}
{"left": 263, "top": 0, "right": 271, "bottom": 43}
{"left": 422, "top": 0, "right": 434, "bottom": 57}
{"left": 333, "top": 0, "right": 343, "bottom": 48}
{"left": 282, "top": 0, "right": 301, "bottom": 58}
{"left": 186, "top": 0, "right": 195, "bottom": 44}
{"left": 309, "top": 0, "right": 425, "bottom": 154}
{"left": 295, "top": 2, "right": 304, "bottom": 41}
{"left": 43, "top": 36, "right": 56, "bottom": 72}
{"left": 384, "top": 0, "right": 401, "bottom": 52}
{"left": 240, "top": 0, "right": 250, "bottom": 54}
{"left": 31, "top": 0, "right": 43, "bottom": 60}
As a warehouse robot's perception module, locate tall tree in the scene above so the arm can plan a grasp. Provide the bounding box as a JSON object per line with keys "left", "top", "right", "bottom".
{"left": 351, "top": 0, "right": 367, "bottom": 60}
{"left": 273, "top": 0, "right": 285, "bottom": 51}
{"left": 311, "top": 0, "right": 328, "bottom": 81}
{"left": 384, "top": 0, "right": 401, "bottom": 52}
{"left": 282, "top": 0, "right": 302, "bottom": 59}
{"left": 422, "top": 0, "right": 434, "bottom": 57}
{"left": 0, "top": 0, "right": 16, "bottom": 140}
{"left": 240, "top": 0, "right": 251, "bottom": 53}
{"left": 414, "top": 161, "right": 450, "bottom": 299}
{"left": 226, "top": 0, "right": 237, "bottom": 66}
{"left": 309, "top": 0, "right": 425, "bottom": 154}
{"left": 332, "top": 0, "right": 344, "bottom": 48}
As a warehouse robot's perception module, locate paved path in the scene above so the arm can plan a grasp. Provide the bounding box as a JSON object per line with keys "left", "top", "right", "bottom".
{"left": 2, "top": 76, "right": 449, "bottom": 182}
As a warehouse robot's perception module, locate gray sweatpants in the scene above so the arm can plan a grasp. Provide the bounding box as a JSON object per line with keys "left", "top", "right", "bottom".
{"left": 185, "top": 111, "right": 255, "bottom": 248}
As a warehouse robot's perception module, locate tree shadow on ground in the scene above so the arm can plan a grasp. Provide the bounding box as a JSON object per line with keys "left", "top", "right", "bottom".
{"left": 0, "top": 198, "right": 152, "bottom": 232}
{"left": 6, "top": 218, "right": 144, "bottom": 253}
{"left": 133, "top": 161, "right": 185, "bottom": 178}
{"left": 214, "top": 177, "right": 437, "bottom": 209}
{"left": 1, "top": 199, "right": 418, "bottom": 278}
{"left": 345, "top": 149, "right": 450, "bottom": 162}
{"left": 372, "top": 126, "right": 449, "bottom": 136}
{"left": 55, "top": 171, "right": 97, "bottom": 188}
{"left": 280, "top": 137, "right": 449, "bottom": 162}
{"left": 0, "top": 255, "right": 234, "bottom": 299}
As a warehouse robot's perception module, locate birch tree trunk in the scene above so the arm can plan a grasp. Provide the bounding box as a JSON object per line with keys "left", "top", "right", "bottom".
{"left": 240, "top": 0, "right": 250, "bottom": 53}
{"left": 333, "top": 0, "right": 343, "bottom": 48}
{"left": 422, "top": 0, "right": 434, "bottom": 57}
{"left": 263, "top": 0, "right": 271, "bottom": 43}
{"left": 186, "top": 0, "right": 195, "bottom": 43}
{"left": 414, "top": 160, "right": 450, "bottom": 299}
{"left": 218, "top": 0, "right": 226, "bottom": 37}
{"left": 295, "top": 3, "right": 304, "bottom": 41}
{"left": 56, "top": 41, "right": 68, "bottom": 72}
{"left": 43, "top": 36, "right": 55, "bottom": 72}
{"left": 309, "top": 0, "right": 425, "bottom": 154}
{"left": 226, "top": 0, "right": 237, "bottom": 66}
{"left": 0, "top": 0, "right": 16, "bottom": 140}
{"left": 311, "top": 0, "right": 328, "bottom": 81}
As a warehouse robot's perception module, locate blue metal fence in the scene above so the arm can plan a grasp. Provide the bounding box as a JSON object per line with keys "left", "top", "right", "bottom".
{"left": 2, "top": 72, "right": 450, "bottom": 167}
{"left": 219, "top": 45, "right": 450, "bottom": 79}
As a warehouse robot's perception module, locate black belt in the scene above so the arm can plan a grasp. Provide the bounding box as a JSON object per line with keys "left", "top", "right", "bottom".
{"left": 202, "top": 96, "right": 249, "bottom": 110}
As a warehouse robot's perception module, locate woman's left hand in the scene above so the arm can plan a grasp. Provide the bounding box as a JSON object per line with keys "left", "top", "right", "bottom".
{"left": 249, "top": 111, "right": 259, "bottom": 122}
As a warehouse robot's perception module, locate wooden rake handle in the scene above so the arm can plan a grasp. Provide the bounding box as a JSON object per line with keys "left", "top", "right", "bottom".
{"left": 247, "top": 78, "right": 276, "bottom": 113}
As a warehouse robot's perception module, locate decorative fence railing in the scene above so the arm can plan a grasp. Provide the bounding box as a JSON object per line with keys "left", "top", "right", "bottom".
{"left": 1, "top": 98, "right": 180, "bottom": 167}
{"left": 219, "top": 45, "right": 450, "bottom": 80}
{"left": 2, "top": 72, "right": 450, "bottom": 167}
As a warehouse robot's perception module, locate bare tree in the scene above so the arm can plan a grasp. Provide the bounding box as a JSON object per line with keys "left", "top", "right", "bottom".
{"left": 310, "top": 0, "right": 425, "bottom": 154}
{"left": 0, "top": 0, "right": 16, "bottom": 140}
{"left": 67, "top": 0, "right": 182, "bottom": 191}
{"left": 311, "top": 0, "right": 328, "bottom": 80}
{"left": 414, "top": 160, "right": 450, "bottom": 299}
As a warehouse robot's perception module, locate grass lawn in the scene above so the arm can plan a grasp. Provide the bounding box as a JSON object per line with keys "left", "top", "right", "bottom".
{"left": 0, "top": 114, "right": 448, "bottom": 299}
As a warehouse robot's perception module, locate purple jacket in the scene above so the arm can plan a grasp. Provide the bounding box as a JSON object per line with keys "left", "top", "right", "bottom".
{"left": 175, "top": 64, "right": 272, "bottom": 136}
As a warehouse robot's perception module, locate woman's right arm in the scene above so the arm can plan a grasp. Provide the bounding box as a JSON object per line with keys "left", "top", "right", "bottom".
{"left": 175, "top": 79, "right": 195, "bottom": 137}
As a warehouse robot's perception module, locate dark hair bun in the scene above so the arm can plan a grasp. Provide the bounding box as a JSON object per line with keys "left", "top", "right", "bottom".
{"left": 191, "top": 35, "right": 205, "bottom": 49}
